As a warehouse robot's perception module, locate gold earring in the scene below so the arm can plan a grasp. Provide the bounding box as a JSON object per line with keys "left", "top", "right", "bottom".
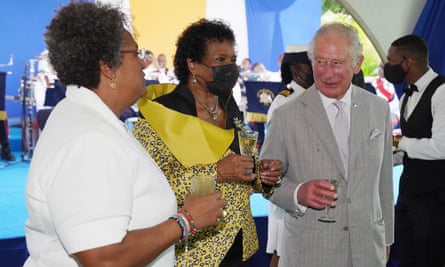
{"left": 111, "top": 81, "right": 117, "bottom": 89}
{"left": 192, "top": 74, "right": 197, "bottom": 84}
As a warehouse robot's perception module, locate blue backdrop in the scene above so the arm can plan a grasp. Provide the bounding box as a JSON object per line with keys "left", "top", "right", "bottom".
{"left": 0, "top": 1, "right": 71, "bottom": 120}
{"left": 245, "top": 0, "right": 321, "bottom": 72}
{"left": 413, "top": 0, "right": 445, "bottom": 75}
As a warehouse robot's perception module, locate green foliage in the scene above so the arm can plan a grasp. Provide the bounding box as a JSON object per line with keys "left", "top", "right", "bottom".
{"left": 322, "top": 0, "right": 345, "bottom": 13}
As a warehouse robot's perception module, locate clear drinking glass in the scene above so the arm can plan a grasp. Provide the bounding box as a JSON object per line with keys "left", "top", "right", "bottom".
{"left": 238, "top": 130, "right": 258, "bottom": 156}
{"left": 318, "top": 179, "right": 339, "bottom": 223}
{"left": 181, "top": 175, "right": 216, "bottom": 267}
{"left": 191, "top": 175, "right": 216, "bottom": 197}
{"left": 392, "top": 134, "right": 402, "bottom": 148}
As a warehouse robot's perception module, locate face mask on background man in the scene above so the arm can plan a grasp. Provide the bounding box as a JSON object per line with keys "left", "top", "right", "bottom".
{"left": 383, "top": 60, "right": 407, "bottom": 84}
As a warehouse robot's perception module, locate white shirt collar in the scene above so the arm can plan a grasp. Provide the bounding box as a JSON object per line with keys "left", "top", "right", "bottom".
{"left": 413, "top": 67, "right": 436, "bottom": 92}
{"left": 318, "top": 84, "right": 352, "bottom": 110}
{"left": 65, "top": 85, "right": 126, "bottom": 131}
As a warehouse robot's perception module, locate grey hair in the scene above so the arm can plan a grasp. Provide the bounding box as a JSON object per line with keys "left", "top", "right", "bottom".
{"left": 308, "top": 22, "right": 363, "bottom": 66}
{"left": 44, "top": 2, "right": 128, "bottom": 89}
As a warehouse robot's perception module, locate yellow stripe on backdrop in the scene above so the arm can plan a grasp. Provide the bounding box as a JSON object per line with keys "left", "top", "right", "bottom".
{"left": 130, "top": 0, "right": 207, "bottom": 70}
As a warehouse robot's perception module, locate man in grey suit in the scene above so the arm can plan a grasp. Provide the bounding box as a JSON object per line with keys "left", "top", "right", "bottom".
{"left": 260, "top": 22, "right": 394, "bottom": 267}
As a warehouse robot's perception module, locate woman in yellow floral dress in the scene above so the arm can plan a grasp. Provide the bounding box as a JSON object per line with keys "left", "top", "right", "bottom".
{"left": 134, "top": 18, "right": 282, "bottom": 266}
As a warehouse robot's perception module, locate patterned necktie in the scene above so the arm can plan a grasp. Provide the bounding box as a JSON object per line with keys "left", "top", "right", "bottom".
{"left": 333, "top": 101, "right": 349, "bottom": 179}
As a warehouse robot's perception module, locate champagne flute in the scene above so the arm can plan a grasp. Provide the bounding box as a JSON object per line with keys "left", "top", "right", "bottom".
{"left": 238, "top": 130, "right": 258, "bottom": 174}
{"left": 318, "top": 179, "right": 339, "bottom": 223}
{"left": 238, "top": 130, "right": 258, "bottom": 156}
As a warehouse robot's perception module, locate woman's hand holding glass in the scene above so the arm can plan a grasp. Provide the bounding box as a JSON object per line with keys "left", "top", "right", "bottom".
{"left": 182, "top": 192, "right": 226, "bottom": 229}
{"left": 216, "top": 154, "right": 255, "bottom": 182}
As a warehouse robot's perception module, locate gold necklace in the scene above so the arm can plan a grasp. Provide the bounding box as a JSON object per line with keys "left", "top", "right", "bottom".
{"left": 195, "top": 96, "right": 218, "bottom": 120}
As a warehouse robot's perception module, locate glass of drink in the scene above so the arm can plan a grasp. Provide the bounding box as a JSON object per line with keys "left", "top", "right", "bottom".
{"left": 318, "top": 179, "right": 339, "bottom": 223}
{"left": 392, "top": 135, "right": 402, "bottom": 149}
{"left": 191, "top": 175, "right": 216, "bottom": 197}
{"left": 238, "top": 130, "right": 258, "bottom": 156}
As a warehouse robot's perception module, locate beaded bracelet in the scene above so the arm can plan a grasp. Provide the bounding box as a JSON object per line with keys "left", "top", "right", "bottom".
{"left": 179, "top": 208, "right": 198, "bottom": 235}
{"left": 176, "top": 212, "right": 191, "bottom": 236}
{"left": 169, "top": 214, "right": 189, "bottom": 241}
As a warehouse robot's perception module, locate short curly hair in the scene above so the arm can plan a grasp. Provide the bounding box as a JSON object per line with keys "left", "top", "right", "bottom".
{"left": 174, "top": 18, "right": 235, "bottom": 84}
{"left": 44, "top": 1, "right": 128, "bottom": 89}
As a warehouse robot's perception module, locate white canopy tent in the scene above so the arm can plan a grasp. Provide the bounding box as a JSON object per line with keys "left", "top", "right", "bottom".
{"left": 338, "top": 0, "right": 426, "bottom": 60}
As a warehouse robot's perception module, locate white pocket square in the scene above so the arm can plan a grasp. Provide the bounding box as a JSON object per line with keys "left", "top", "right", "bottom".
{"left": 369, "top": 128, "right": 383, "bottom": 139}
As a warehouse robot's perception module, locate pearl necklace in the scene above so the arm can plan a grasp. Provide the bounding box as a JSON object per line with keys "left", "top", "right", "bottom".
{"left": 195, "top": 96, "right": 218, "bottom": 121}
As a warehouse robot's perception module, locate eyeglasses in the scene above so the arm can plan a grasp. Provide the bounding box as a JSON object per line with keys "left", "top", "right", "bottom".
{"left": 120, "top": 48, "right": 147, "bottom": 61}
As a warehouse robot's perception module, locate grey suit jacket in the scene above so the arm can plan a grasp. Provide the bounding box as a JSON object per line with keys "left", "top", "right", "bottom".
{"left": 260, "top": 85, "right": 394, "bottom": 267}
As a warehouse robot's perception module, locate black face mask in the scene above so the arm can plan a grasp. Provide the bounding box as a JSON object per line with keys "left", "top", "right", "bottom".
{"left": 383, "top": 59, "right": 406, "bottom": 84}
{"left": 204, "top": 63, "right": 239, "bottom": 97}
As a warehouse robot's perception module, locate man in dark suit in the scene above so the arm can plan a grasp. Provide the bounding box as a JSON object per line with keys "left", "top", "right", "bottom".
{"left": 260, "top": 22, "right": 394, "bottom": 267}
{"left": 385, "top": 34, "right": 445, "bottom": 267}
